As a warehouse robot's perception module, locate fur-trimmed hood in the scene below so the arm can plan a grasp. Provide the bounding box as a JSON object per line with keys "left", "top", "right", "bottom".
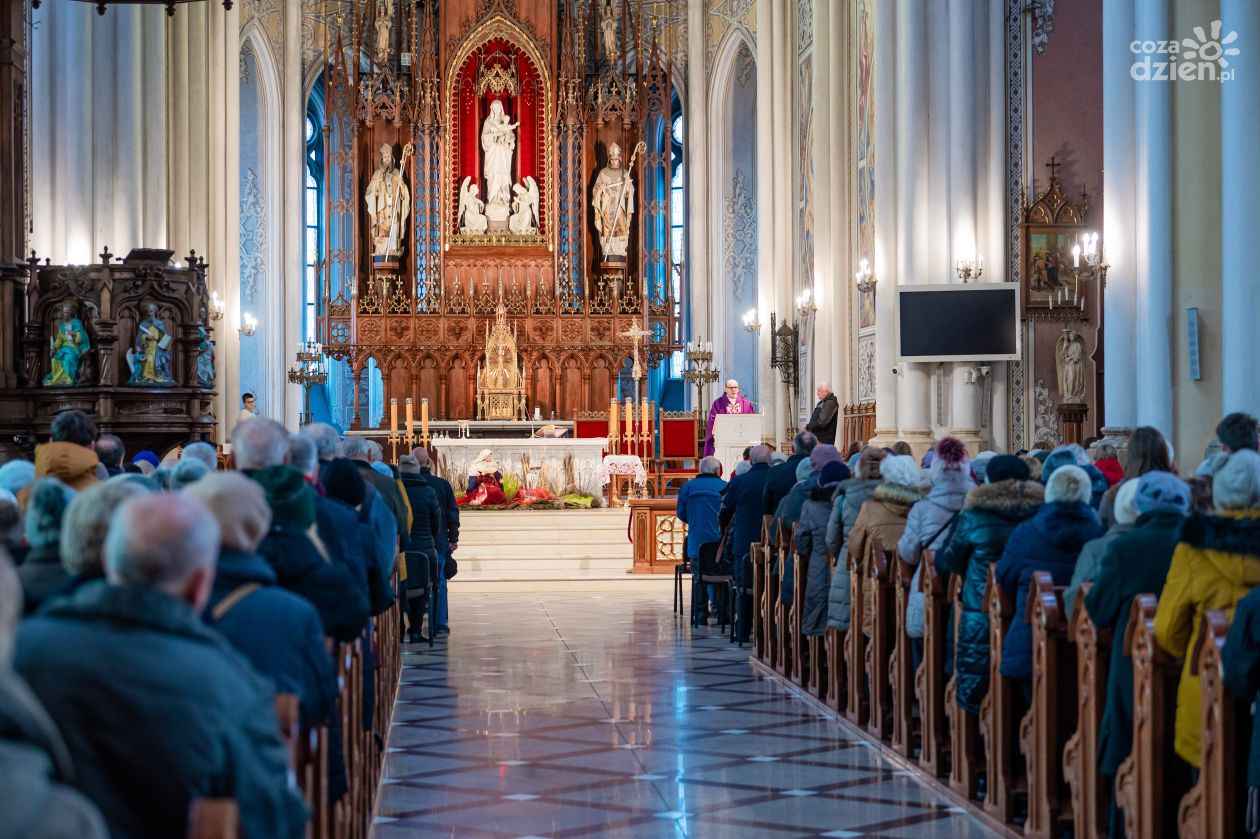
{"left": 873, "top": 481, "right": 924, "bottom": 517}
{"left": 1180, "top": 510, "right": 1260, "bottom": 572}
{"left": 964, "top": 479, "right": 1044, "bottom": 516}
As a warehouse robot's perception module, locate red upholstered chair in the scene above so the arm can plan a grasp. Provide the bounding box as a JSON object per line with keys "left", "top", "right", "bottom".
{"left": 657, "top": 409, "right": 700, "bottom": 494}
{"left": 573, "top": 412, "right": 612, "bottom": 455}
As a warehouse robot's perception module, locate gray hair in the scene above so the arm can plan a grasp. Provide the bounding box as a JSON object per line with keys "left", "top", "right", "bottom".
{"left": 410, "top": 447, "right": 432, "bottom": 468}
{"left": 60, "top": 480, "right": 153, "bottom": 576}
{"left": 180, "top": 441, "right": 218, "bottom": 470}
{"left": 792, "top": 431, "right": 818, "bottom": 456}
{"left": 300, "top": 423, "right": 343, "bottom": 459}
{"left": 0, "top": 550, "right": 19, "bottom": 667}
{"left": 169, "top": 458, "right": 210, "bottom": 490}
{"left": 25, "top": 478, "right": 76, "bottom": 551}
{"left": 343, "top": 436, "right": 373, "bottom": 461}
{"left": 698, "top": 456, "right": 722, "bottom": 476}
{"left": 366, "top": 440, "right": 384, "bottom": 463}
{"left": 749, "top": 444, "right": 772, "bottom": 465}
{"left": 398, "top": 455, "right": 421, "bottom": 475}
{"left": 289, "top": 434, "right": 319, "bottom": 478}
{"left": 104, "top": 493, "right": 219, "bottom": 592}
{"left": 232, "top": 418, "right": 291, "bottom": 469}
{"left": 94, "top": 434, "right": 125, "bottom": 469}
{"left": 817, "top": 382, "right": 832, "bottom": 394}
{"left": 150, "top": 468, "right": 173, "bottom": 491}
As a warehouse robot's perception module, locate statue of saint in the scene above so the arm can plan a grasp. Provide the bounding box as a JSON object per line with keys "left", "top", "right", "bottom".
{"left": 1055, "top": 328, "right": 1086, "bottom": 403}
{"left": 364, "top": 143, "right": 411, "bottom": 257}
{"left": 374, "top": 0, "right": 394, "bottom": 64}
{"left": 42, "top": 302, "right": 91, "bottom": 387}
{"left": 128, "top": 300, "right": 175, "bottom": 387}
{"left": 508, "top": 176, "right": 540, "bottom": 235}
{"left": 194, "top": 326, "right": 215, "bottom": 389}
{"left": 592, "top": 142, "right": 635, "bottom": 262}
{"left": 457, "top": 177, "right": 488, "bottom": 235}
{"left": 480, "top": 100, "right": 518, "bottom": 210}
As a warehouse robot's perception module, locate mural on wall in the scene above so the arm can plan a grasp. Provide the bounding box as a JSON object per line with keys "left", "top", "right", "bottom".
{"left": 797, "top": 55, "right": 814, "bottom": 298}
{"left": 238, "top": 41, "right": 264, "bottom": 409}
{"left": 724, "top": 39, "right": 759, "bottom": 398}
{"left": 855, "top": 0, "right": 875, "bottom": 331}
{"left": 707, "top": 0, "right": 757, "bottom": 70}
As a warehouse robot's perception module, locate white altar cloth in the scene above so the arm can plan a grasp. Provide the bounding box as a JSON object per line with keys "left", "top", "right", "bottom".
{"left": 433, "top": 437, "right": 608, "bottom": 500}
{"left": 600, "top": 455, "right": 647, "bottom": 487}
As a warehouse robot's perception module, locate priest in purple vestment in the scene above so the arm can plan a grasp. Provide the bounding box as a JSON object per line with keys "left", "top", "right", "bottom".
{"left": 704, "top": 379, "right": 757, "bottom": 456}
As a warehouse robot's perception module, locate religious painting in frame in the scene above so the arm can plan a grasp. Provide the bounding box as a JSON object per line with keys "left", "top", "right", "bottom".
{"left": 1023, "top": 225, "right": 1080, "bottom": 313}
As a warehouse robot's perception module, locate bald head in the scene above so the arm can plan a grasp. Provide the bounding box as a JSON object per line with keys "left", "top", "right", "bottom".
{"left": 104, "top": 493, "right": 219, "bottom": 608}
{"left": 232, "top": 418, "right": 291, "bottom": 470}
{"left": 410, "top": 446, "right": 432, "bottom": 468}
{"left": 749, "top": 444, "right": 772, "bottom": 465}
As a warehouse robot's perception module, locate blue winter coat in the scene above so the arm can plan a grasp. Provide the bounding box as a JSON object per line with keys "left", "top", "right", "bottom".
{"left": 995, "top": 500, "right": 1103, "bottom": 680}
{"left": 719, "top": 462, "right": 772, "bottom": 586}
{"left": 15, "top": 581, "right": 307, "bottom": 839}
{"left": 676, "top": 473, "right": 726, "bottom": 560}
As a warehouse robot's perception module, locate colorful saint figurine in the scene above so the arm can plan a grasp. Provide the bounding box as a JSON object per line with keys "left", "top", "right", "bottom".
{"left": 42, "top": 302, "right": 91, "bottom": 387}
{"left": 128, "top": 300, "right": 175, "bottom": 386}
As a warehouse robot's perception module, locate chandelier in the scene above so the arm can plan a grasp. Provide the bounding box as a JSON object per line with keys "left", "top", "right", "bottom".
{"left": 31, "top": 0, "right": 233, "bottom": 15}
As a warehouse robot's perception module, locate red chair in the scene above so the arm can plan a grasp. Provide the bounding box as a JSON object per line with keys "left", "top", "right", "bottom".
{"left": 656, "top": 409, "right": 700, "bottom": 494}
{"left": 573, "top": 411, "right": 612, "bottom": 455}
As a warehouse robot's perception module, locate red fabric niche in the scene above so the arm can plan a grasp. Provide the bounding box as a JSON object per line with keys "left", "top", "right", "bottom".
{"left": 450, "top": 38, "right": 546, "bottom": 235}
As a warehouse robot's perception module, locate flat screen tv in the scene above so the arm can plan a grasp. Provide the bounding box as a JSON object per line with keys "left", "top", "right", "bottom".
{"left": 896, "top": 283, "right": 1021, "bottom": 362}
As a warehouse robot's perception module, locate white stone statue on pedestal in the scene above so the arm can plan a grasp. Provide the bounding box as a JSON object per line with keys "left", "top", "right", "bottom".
{"left": 591, "top": 142, "right": 635, "bottom": 262}
{"left": 364, "top": 143, "right": 410, "bottom": 257}
{"left": 1056, "top": 328, "right": 1086, "bottom": 403}
{"left": 458, "top": 176, "right": 488, "bottom": 235}
{"left": 374, "top": 0, "right": 394, "bottom": 64}
{"left": 508, "top": 176, "right": 540, "bottom": 235}
{"left": 481, "top": 100, "right": 518, "bottom": 230}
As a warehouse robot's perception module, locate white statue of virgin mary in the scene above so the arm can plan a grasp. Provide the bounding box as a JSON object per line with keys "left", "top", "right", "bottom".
{"left": 480, "top": 100, "right": 518, "bottom": 210}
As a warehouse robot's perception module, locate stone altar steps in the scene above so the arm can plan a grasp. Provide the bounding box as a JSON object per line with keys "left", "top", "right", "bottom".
{"left": 452, "top": 508, "right": 637, "bottom": 581}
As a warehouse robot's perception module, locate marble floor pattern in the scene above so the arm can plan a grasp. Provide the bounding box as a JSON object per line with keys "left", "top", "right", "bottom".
{"left": 374, "top": 589, "right": 1001, "bottom": 838}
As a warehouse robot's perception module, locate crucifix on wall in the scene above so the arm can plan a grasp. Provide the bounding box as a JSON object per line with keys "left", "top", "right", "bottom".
{"left": 620, "top": 321, "right": 650, "bottom": 401}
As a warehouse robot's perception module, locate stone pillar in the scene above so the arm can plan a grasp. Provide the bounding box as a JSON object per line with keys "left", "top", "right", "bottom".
{"left": 871, "top": 0, "right": 898, "bottom": 445}
{"left": 1221, "top": 0, "right": 1260, "bottom": 416}
{"left": 755, "top": 0, "right": 775, "bottom": 441}
{"left": 810, "top": 0, "right": 836, "bottom": 397}
{"left": 1134, "top": 0, "right": 1174, "bottom": 436}
{"left": 281, "top": 0, "right": 305, "bottom": 429}
{"left": 686, "top": 0, "right": 708, "bottom": 412}
{"left": 1101, "top": 0, "right": 1138, "bottom": 444}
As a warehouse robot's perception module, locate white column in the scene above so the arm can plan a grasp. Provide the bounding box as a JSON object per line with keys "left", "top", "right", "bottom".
{"left": 1221, "top": 0, "right": 1260, "bottom": 416}
{"left": 1102, "top": 0, "right": 1138, "bottom": 435}
{"left": 207, "top": 3, "right": 240, "bottom": 439}
{"left": 985, "top": 0, "right": 1008, "bottom": 452}
{"left": 871, "top": 0, "right": 898, "bottom": 442}
{"left": 893, "top": 0, "right": 931, "bottom": 447}
{"left": 686, "top": 0, "right": 709, "bottom": 410}
{"left": 1133, "top": 0, "right": 1173, "bottom": 435}
{"left": 810, "top": 0, "right": 836, "bottom": 397}
{"left": 947, "top": 0, "right": 976, "bottom": 266}
{"left": 282, "top": 0, "right": 305, "bottom": 428}
{"left": 755, "top": 0, "right": 776, "bottom": 441}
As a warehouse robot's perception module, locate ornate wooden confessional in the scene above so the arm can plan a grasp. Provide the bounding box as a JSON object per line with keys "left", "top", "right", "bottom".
{"left": 316, "top": 0, "right": 683, "bottom": 427}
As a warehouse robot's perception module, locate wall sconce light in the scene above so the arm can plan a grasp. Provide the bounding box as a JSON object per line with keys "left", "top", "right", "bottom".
{"left": 208, "top": 291, "right": 225, "bottom": 321}
{"left": 854, "top": 258, "right": 875, "bottom": 294}
{"left": 955, "top": 256, "right": 984, "bottom": 283}
{"left": 742, "top": 308, "right": 762, "bottom": 334}
{"left": 238, "top": 312, "right": 258, "bottom": 337}
{"left": 795, "top": 287, "right": 817, "bottom": 319}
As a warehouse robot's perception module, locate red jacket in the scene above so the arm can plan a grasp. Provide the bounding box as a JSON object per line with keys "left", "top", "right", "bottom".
{"left": 1095, "top": 457, "right": 1124, "bottom": 487}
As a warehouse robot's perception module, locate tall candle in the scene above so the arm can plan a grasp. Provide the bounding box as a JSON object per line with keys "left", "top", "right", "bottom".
{"left": 608, "top": 399, "right": 618, "bottom": 453}
{"left": 640, "top": 398, "right": 650, "bottom": 458}
{"left": 421, "top": 397, "right": 430, "bottom": 439}
{"left": 390, "top": 398, "right": 398, "bottom": 435}
{"left": 405, "top": 397, "right": 414, "bottom": 433}
{"left": 625, "top": 398, "right": 633, "bottom": 453}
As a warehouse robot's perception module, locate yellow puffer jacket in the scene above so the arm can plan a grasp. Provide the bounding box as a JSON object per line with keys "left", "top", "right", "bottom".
{"left": 1154, "top": 509, "right": 1260, "bottom": 766}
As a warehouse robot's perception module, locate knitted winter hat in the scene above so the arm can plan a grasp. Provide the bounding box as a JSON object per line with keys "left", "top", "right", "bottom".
{"left": 881, "top": 454, "right": 924, "bottom": 489}
{"left": 1212, "top": 450, "right": 1260, "bottom": 510}
{"left": 0, "top": 460, "right": 35, "bottom": 496}
{"left": 985, "top": 454, "right": 1030, "bottom": 485}
{"left": 1113, "top": 479, "right": 1141, "bottom": 526}
{"left": 817, "top": 460, "right": 851, "bottom": 488}
{"left": 247, "top": 464, "right": 315, "bottom": 528}
{"left": 185, "top": 472, "right": 272, "bottom": 552}
{"left": 795, "top": 458, "right": 813, "bottom": 482}
{"left": 323, "top": 458, "right": 367, "bottom": 508}
{"left": 809, "top": 444, "right": 843, "bottom": 473}
{"left": 370, "top": 461, "right": 395, "bottom": 479}
{"left": 131, "top": 451, "right": 160, "bottom": 469}
{"left": 1135, "top": 471, "right": 1190, "bottom": 517}
{"left": 1045, "top": 465, "right": 1092, "bottom": 504}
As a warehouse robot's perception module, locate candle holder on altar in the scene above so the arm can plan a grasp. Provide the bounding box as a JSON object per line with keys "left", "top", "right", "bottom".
{"left": 287, "top": 340, "right": 327, "bottom": 426}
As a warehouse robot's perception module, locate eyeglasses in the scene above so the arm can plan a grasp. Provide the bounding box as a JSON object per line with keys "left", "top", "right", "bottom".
{"left": 725, "top": 386, "right": 738, "bottom": 390}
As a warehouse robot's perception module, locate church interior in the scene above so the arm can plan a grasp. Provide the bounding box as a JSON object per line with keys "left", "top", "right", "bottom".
{"left": 1, "top": 0, "right": 1259, "bottom": 836}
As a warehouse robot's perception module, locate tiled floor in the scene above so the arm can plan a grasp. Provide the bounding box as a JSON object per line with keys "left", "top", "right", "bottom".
{"left": 374, "top": 589, "right": 1001, "bottom": 838}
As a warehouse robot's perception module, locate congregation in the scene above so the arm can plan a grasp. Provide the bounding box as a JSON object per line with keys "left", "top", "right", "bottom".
{"left": 676, "top": 408, "right": 1260, "bottom": 836}
{"left": 0, "top": 410, "right": 455, "bottom": 838}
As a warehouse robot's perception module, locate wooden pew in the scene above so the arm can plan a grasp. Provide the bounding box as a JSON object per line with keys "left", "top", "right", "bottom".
{"left": 1063, "top": 583, "right": 1111, "bottom": 839}
{"left": 765, "top": 519, "right": 782, "bottom": 672}
{"left": 777, "top": 521, "right": 794, "bottom": 681}
{"left": 1019, "top": 571, "right": 1076, "bottom": 839}
{"left": 918, "top": 550, "right": 950, "bottom": 778}
{"left": 845, "top": 535, "right": 869, "bottom": 726}
{"left": 1178, "top": 610, "right": 1249, "bottom": 839}
{"left": 789, "top": 523, "right": 808, "bottom": 688}
{"left": 187, "top": 800, "right": 239, "bottom": 839}
{"left": 1115, "top": 594, "right": 1190, "bottom": 839}
{"left": 946, "top": 568, "right": 984, "bottom": 800}
{"left": 302, "top": 726, "right": 330, "bottom": 839}
{"left": 890, "top": 549, "right": 917, "bottom": 756}
{"left": 866, "top": 537, "right": 896, "bottom": 742}
{"left": 752, "top": 532, "right": 767, "bottom": 660}
{"left": 825, "top": 550, "right": 847, "bottom": 715}
{"left": 981, "top": 564, "right": 1024, "bottom": 823}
